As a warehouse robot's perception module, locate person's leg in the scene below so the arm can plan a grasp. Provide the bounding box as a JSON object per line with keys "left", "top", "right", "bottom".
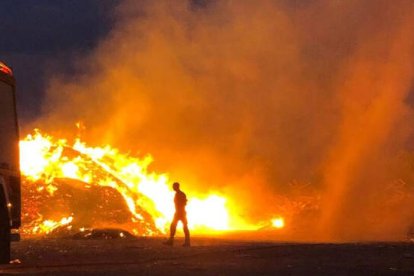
{"left": 182, "top": 216, "right": 190, "bottom": 246}
{"left": 164, "top": 214, "right": 178, "bottom": 245}
{"left": 170, "top": 216, "right": 178, "bottom": 239}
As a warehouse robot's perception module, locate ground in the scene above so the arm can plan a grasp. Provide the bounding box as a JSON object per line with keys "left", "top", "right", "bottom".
{"left": 1, "top": 237, "right": 414, "bottom": 275}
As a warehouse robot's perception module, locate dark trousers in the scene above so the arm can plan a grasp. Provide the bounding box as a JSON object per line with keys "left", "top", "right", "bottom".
{"left": 170, "top": 211, "right": 190, "bottom": 242}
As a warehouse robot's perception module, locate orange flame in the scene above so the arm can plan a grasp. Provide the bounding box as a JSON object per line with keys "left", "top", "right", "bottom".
{"left": 31, "top": 216, "right": 74, "bottom": 235}
{"left": 20, "top": 130, "right": 257, "bottom": 235}
{"left": 271, "top": 217, "right": 285, "bottom": 229}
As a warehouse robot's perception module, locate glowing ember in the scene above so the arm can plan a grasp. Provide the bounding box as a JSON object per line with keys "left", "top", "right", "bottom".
{"left": 32, "top": 216, "right": 73, "bottom": 235}
{"left": 20, "top": 130, "right": 238, "bottom": 235}
{"left": 271, "top": 217, "right": 285, "bottom": 229}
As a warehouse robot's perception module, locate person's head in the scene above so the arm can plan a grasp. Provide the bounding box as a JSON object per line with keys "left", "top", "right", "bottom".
{"left": 172, "top": 182, "right": 180, "bottom": 191}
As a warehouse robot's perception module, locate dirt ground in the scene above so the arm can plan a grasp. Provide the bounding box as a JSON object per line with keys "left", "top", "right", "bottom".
{"left": 1, "top": 237, "right": 414, "bottom": 275}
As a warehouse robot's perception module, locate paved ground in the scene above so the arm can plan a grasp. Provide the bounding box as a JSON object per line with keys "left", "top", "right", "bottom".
{"left": 1, "top": 238, "right": 414, "bottom": 275}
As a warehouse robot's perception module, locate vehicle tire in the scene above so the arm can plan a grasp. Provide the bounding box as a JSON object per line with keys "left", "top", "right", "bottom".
{"left": 0, "top": 189, "right": 10, "bottom": 264}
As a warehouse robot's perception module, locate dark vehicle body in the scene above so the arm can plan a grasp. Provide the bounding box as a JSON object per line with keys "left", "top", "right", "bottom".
{"left": 0, "top": 61, "right": 21, "bottom": 263}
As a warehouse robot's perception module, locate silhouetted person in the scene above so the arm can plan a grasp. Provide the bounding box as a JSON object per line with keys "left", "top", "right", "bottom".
{"left": 164, "top": 182, "right": 190, "bottom": 247}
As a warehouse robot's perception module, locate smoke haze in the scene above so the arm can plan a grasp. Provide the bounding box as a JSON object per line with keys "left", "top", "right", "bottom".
{"left": 32, "top": 0, "right": 414, "bottom": 240}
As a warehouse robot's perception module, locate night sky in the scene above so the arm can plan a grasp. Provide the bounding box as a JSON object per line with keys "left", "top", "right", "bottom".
{"left": 0, "top": 0, "right": 119, "bottom": 121}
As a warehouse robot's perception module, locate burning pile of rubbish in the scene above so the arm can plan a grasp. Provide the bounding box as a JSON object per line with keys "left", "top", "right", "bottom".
{"left": 20, "top": 130, "right": 235, "bottom": 237}
{"left": 22, "top": 177, "right": 156, "bottom": 237}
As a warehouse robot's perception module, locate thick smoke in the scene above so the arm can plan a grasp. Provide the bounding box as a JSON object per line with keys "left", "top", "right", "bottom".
{"left": 33, "top": 0, "right": 414, "bottom": 240}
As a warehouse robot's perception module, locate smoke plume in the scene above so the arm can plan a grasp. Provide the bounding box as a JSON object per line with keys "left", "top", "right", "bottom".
{"left": 32, "top": 0, "right": 414, "bottom": 240}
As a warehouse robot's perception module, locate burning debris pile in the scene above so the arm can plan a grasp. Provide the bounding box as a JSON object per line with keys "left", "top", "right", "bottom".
{"left": 22, "top": 178, "right": 156, "bottom": 237}
{"left": 19, "top": 130, "right": 234, "bottom": 237}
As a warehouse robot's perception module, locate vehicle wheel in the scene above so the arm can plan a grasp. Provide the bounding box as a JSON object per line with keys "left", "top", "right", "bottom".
{"left": 0, "top": 191, "right": 10, "bottom": 264}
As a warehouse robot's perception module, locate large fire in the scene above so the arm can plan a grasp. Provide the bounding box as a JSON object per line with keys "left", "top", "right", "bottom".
{"left": 19, "top": 129, "right": 271, "bottom": 236}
